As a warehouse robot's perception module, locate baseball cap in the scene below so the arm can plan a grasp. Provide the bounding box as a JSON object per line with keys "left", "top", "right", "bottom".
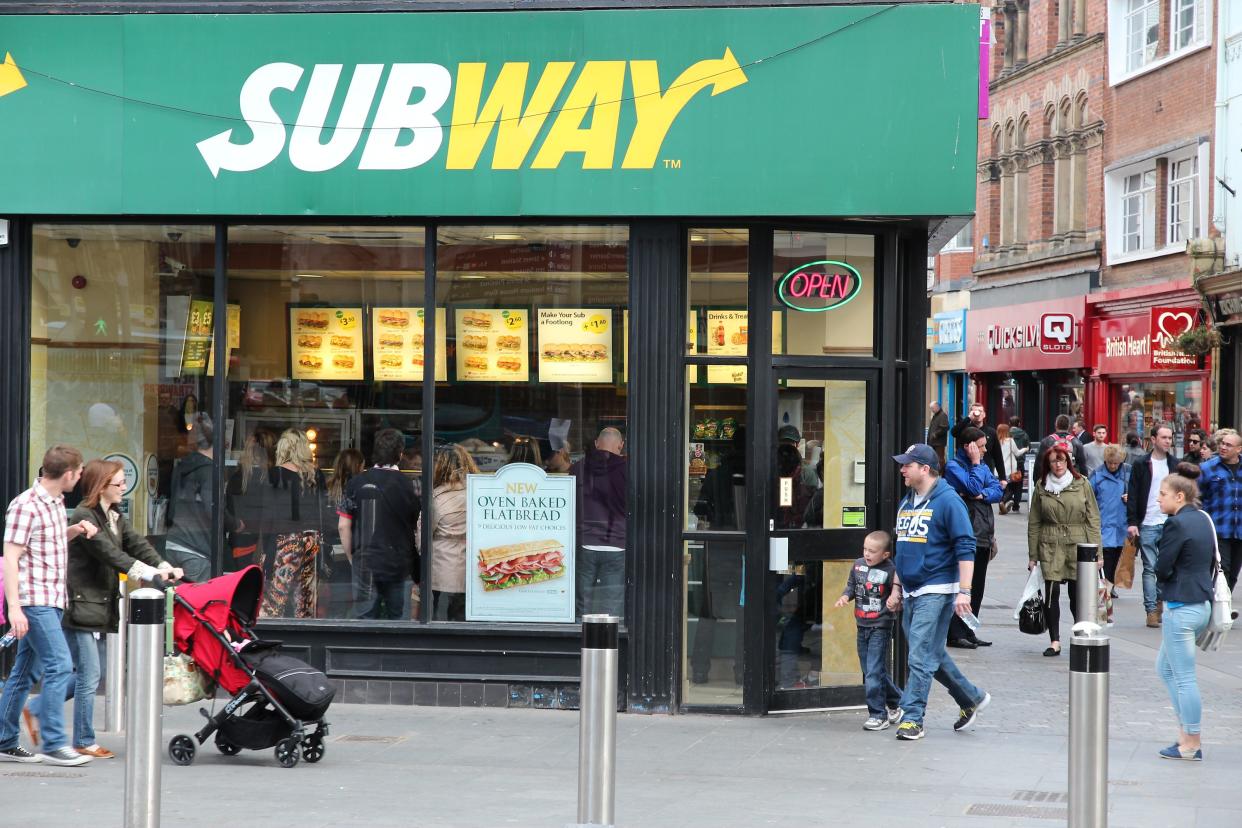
{"left": 893, "top": 443, "right": 939, "bottom": 467}
{"left": 777, "top": 425, "right": 802, "bottom": 443}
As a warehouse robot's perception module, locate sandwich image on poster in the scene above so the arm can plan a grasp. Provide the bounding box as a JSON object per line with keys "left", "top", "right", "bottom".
{"left": 537, "top": 309, "right": 613, "bottom": 383}
{"left": 289, "top": 306, "right": 364, "bottom": 381}
{"left": 466, "top": 463, "right": 575, "bottom": 623}
{"left": 372, "top": 307, "right": 447, "bottom": 381}
{"left": 454, "top": 308, "right": 529, "bottom": 381}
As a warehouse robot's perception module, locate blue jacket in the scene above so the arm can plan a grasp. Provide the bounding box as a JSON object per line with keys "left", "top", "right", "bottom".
{"left": 1089, "top": 464, "right": 1130, "bottom": 547}
{"left": 1198, "top": 456, "right": 1242, "bottom": 540}
{"left": 894, "top": 478, "right": 976, "bottom": 593}
{"left": 943, "top": 449, "right": 1004, "bottom": 547}
{"left": 1156, "top": 505, "right": 1216, "bottom": 604}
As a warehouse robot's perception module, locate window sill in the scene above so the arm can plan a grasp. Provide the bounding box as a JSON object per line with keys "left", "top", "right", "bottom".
{"left": 1106, "top": 244, "right": 1186, "bottom": 266}
{"left": 1110, "top": 41, "right": 1211, "bottom": 88}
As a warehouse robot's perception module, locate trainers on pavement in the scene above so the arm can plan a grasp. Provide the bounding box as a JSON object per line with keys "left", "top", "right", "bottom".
{"left": 954, "top": 692, "right": 991, "bottom": 732}
{"left": 0, "top": 746, "right": 41, "bottom": 763}
{"left": 38, "top": 747, "right": 91, "bottom": 766}
{"left": 862, "top": 716, "right": 890, "bottom": 731}
{"left": 887, "top": 706, "right": 904, "bottom": 725}
{"left": 1147, "top": 610, "right": 1162, "bottom": 627}
{"left": 895, "top": 721, "right": 924, "bottom": 741}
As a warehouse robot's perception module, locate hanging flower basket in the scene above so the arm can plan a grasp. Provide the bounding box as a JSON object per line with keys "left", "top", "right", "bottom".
{"left": 1175, "top": 326, "right": 1222, "bottom": 356}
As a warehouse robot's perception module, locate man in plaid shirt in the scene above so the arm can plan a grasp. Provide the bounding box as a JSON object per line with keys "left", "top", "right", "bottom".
{"left": 1199, "top": 429, "right": 1242, "bottom": 589}
{"left": 0, "top": 445, "right": 99, "bottom": 766}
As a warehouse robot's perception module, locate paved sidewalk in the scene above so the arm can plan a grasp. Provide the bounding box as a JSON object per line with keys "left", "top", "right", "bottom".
{"left": 3, "top": 510, "right": 1240, "bottom": 827}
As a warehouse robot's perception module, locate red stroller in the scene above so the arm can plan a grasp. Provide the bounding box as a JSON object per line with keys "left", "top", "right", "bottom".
{"left": 166, "top": 565, "right": 334, "bottom": 768}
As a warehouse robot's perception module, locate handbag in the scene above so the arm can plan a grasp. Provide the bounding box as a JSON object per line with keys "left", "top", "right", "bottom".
{"left": 1008, "top": 471, "right": 1023, "bottom": 484}
{"left": 163, "top": 653, "right": 215, "bottom": 705}
{"left": 1019, "top": 594, "right": 1048, "bottom": 635}
{"left": 1197, "top": 513, "right": 1236, "bottom": 652}
{"left": 1114, "top": 539, "right": 1137, "bottom": 590}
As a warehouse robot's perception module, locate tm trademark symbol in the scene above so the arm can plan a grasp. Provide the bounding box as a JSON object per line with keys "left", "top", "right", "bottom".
{"left": 663, "top": 159, "right": 682, "bottom": 169}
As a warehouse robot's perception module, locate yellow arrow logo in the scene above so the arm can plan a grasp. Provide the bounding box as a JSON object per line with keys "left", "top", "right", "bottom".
{"left": 0, "top": 52, "right": 28, "bottom": 98}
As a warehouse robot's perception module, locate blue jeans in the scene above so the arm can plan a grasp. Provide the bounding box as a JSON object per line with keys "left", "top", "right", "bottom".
{"left": 352, "top": 569, "right": 411, "bottom": 620}
{"left": 1156, "top": 601, "right": 1210, "bottom": 735}
{"left": 897, "top": 592, "right": 984, "bottom": 725}
{"left": 1139, "top": 524, "right": 1164, "bottom": 613}
{"left": 857, "top": 626, "right": 902, "bottom": 718}
{"left": 66, "top": 630, "right": 102, "bottom": 747}
{"left": 0, "top": 607, "right": 74, "bottom": 752}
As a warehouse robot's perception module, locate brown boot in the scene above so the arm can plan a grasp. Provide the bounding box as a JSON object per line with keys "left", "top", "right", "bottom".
{"left": 1146, "top": 610, "right": 1162, "bottom": 628}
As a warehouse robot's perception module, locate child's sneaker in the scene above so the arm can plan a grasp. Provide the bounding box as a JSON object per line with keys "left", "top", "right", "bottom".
{"left": 887, "top": 706, "right": 904, "bottom": 725}
{"left": 862, "top": 716, "right": 890, "bottom": 731}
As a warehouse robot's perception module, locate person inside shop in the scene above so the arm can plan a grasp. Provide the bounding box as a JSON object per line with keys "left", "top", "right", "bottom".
{"left": 508, "top": 435, "right": 543, "bottom": 467}
{"left": 693, "top": 427, "right": 747, "bottom": 531}
{"left": 943, "top": 427, "right": 1003, "bottom": 649}
{"left": 950, "top": 403, "right": 1005, "bottom": 479}
{"left": 1034, "top": 414, "right": 1088, "bottom": 480}
{"left": 259, "top": 429, "right": 328, "bottom": 619}
{"left": 165, "top": 413, "right": 239, "bottom": 583}
{"left": 544, "top": 445, "right": 573, "bottom": 475}
{"left": 774, "top": 442, "right": 814, "bottom": 529}
{"left": 573, "top": 427, "right": 628, "bottom": 619}
{"left": 927, "top": 402, "right": 949, "bottom": 468}
{"left": 339, "top": 428, "right": 420, "bottom": 620}
{"left": 418, "top": 443, "right": 477, "bottom": 622}
{"left": 777, "top": 425, "right": 819, "bottom": 488}
{"left": 225, "top": 426, "right": 277, "bottom": 572}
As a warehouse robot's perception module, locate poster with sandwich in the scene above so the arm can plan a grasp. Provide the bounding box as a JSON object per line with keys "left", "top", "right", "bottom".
{"left": 704, "top": 310, "right": 783, "bottom": 384}
{"left": 454, "top": 308, "right": 529, "bottom": 382}
{"left": 465, "top": 463, "right": 575, "bottom": 622}
{"left": 537, "top": 308, "right": 612, "bottom": 383}
{"left": 372, "top": 307, "right": 448, "bottom": 382}
{"left": 289, "top": 306, "right": 364, "bottom": 381}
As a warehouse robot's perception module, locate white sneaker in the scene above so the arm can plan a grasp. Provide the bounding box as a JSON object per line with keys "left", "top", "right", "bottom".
{"left": 862, "top": 716, "right": 890, "bottom": 731}
{"left": 887, "top": 706, "right": 904, "bottom": 725}
{"left": 38, "top": 747, "right": 92, "bottom": 766}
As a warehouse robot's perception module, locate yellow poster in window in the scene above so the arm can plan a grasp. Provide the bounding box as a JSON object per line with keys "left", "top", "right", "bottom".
{"left": 537, "top": 309, "right": 612, "bottom": 383}
{"left": 455, "top": 308, "right": 529, "bottom": 381}
{"left": 373, "top": 307, "right": 447, "bottom": 382}
{"left": 704, "top": 310, "right": 783, "bottom": 384}
{"left": 206, "top": 304, "right": 240, "bottom": 377}
{"left": 290, "top": 307, "right": 364, "bottom": 381}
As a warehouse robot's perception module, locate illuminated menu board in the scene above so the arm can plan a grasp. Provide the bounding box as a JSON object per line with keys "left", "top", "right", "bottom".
{"left": 372, "top": 307, "right": 448, "bottom": 382}
{"left": 537, "top": 309, "right": 612, "bottom": 383}
{"left": 289, "top": 307, "right": 365, "bottom": 381}
{"left": 455, "top": 308, "right": 529, "bottom": 382}
{"left": 705, "top": 310, "right": 783, "bottom": 384}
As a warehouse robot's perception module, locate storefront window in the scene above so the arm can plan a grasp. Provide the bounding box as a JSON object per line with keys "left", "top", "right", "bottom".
{"left": 226, "top": 225, "right": 427, "bottom": 621}
{"left": 688, "top": 229, "right": 749, "bottom": 356}
{"left": 773, "top": 232, "right": 875, "bottom": 357}
{"left": 435, "top": 226, "right": 629, "bottom": 622}
{"left": 30, "top": 223, "right": 217, "bottom": 575}
{"left": 683, "top": 539, "right": 745, "bottom": 705}
{"left": 774, "top": 380, "right": 868, "bottom": 530}
{"left": 687, "top": 369, "right": 748, "bottom": 532}
{"left": 1117, "top": 380, "right": 1204, "bottom": 458}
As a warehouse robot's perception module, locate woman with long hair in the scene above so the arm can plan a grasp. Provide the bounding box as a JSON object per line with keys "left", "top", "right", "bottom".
{"left": 260, "top": 429, "right": 327, "bottom": 618}
{"left": 327, "top": 448, "right": 365, "bottom": 509}
{"left": 507, "top": 435, "right": 542, "bottom": 467}
{"left": 418, "top": 444, "right": 479, "bottom": 621}
{"left": 66, "top": 459, "right": 182, "bottom": 758}
{"left": 1153, "top": 464, "right": 1215, "bottom": 760}
{"left": 997, "top": 422, "right": 1027, "bottom": 515}
{"left": 1027, "top": 443, "right": 1102, "bottom": 656}
{"left": 226, "top": 427, "right": 277, "bottom": 570}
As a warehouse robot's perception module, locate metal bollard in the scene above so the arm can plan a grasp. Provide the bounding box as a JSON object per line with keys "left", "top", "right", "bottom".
{"left": 575, "top": 614, "right": 619, "bottom": 828}
{"left": 104, "top": 587, "right": 127, "bottom": 733}
{"left": 124, "top": 588, "right": 164, "bottom": 828}
{"left": 1076, "top": 543, "right": 1100, "bottom": 626}
{"left": 1068, "top": 621, "right": 1109, "bottom": 828}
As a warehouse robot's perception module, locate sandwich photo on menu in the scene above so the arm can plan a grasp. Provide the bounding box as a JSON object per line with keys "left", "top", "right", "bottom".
{"left": 477, "top": 540, "right": 565, "bottom": 591}
{"left": 296, "top": 311, "right": 329, "bottom": 330}
{"left": 297, "top": 334, "right": 323, "bottom": 349}
{"left": 465, "top": 355, "right": 488, "bottom": 371}
{"left": 542, "top": 343, "right": 607, "bottom": 362}
{"left": 380, "top": 353, "right": 403, "bottom": 369}
{"left": 297, "top": 353, "right": 323, "bottom": 370}
{"left": 462, "top": 334, "right": 488, "bottom": 351}
{"left": 497, "top": 356, "right": 522, "bottom": 372}
{"left": 332, "top": 354, "right": 355, "bottom": 370}
{"left": 330, "top": 334, "right": 354, "bottom": 348}
{"left": 462, "top": 311, "right": 492, "bottom": 329}
{"left": 497, "top": 335, "right": 521, "bottom": 351}
{"left": 379, "top": 309, "right": 410, "bottom": 328}
{"left": 379, "top": 333, "right": 403, "bottom": 348}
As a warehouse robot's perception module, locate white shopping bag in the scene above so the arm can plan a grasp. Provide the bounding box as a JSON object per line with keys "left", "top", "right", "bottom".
{"left": 1013, "top": 562, "right": 1044, "bottom": 619}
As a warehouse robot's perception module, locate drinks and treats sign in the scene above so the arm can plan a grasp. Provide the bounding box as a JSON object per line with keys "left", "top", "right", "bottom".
{"left": 465, "top": 463, "right": 575, "bottom": 623}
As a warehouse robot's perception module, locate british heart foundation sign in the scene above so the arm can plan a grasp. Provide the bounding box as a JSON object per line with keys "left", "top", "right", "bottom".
{"left": 1149, "top": 307, "right": 1198, "bottom": 369}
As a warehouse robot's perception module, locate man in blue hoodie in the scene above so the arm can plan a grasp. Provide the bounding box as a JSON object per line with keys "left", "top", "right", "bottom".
{"left": 886, "top": 444, "right": 991, "bottom": 741}
{"left": 942, "top": 427, "right": 1004, "bottom": 649}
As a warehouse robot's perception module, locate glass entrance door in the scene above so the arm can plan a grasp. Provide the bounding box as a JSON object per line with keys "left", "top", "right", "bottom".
{"left": 765, "top": 370, "right": 878, "bottom": 711}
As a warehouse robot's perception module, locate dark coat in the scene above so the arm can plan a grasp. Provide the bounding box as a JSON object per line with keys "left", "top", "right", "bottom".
{"left": 573, "top": 449, "right": 628, "bottom": 548}
{"left": 1126, "top": 451, "right": 1174, "bottom": 529}
{"left": 951, "top": 416, "right": 1005, "bottom": 478}
{"left": 66, "top": 504, "right": 165, "bottom": 633}
{"left": 1155, "top": 505, "right": 1215, "bottom": 604}
{"left": 926, "top": 409, "right": 950, "bottom": 447}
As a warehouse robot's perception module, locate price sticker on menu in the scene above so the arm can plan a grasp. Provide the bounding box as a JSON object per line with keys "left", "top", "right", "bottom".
{"left": 502, "top": 311, "right": 524, "bottom": 330}
{"left": 582, "top": 314, "right": 609, "bottom": 334}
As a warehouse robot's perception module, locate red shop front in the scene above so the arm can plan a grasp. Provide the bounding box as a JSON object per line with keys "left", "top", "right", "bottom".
{"left": 1089, "top": 281, "right": 1212, "bottom": 457}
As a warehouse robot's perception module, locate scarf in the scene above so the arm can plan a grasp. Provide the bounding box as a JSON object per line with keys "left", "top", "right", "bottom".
{"left": 1044, "top": 469, "right": 1074, "bottom": 495}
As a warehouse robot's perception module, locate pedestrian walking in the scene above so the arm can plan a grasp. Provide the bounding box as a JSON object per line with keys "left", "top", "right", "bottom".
{"left": 888, "top": 444, "right": 990, "bottom": 742}
{"left": 943, "top": 427, "right": 1003, "bottom": 649}
{"left": 1034, "top": 414, "right": 1089, "bottom": 480}
{"left": 65, "top": 459, "right": 183, "bottom": 759}
{"left": 997, "top": 422, "right": 1027, "bottom": 515}
{"left": 1197, "top": 428, "right": 1242, "bottom": 590}
{"left": 1082, "top": 424, "right": 1109, "bottom": 476}
{"left": 927, "top": 402, "right": 949, "bottom": 468}
{"left": 1027, "top": 442, "right": 1102, "bottom": 656}
{"left": 950, "top": 403, "right": 1005, "bottom": 479}
{"left": 1198, "top": 435, "right": 1217, "bottom": 464}
{"left": 1128, "top": 424, "right": 1176, "bottom": 627}
{"left": 0, "top": 445, "right": 98, "bottom": 766}
{"left": 1183, "top": 429, "right": 1209, "bottom": 466}
{"left": 1089, "top": 445, "right": 1130, "bottom": 625}
{"left": 833, "top": 530, "right": 903, "bottom": 731}
{"left": 1152, "top": 464, "right": 1215, "bottom": 762}
{"left": 1125, "top": 432, "right": 1146, "bottom": 467}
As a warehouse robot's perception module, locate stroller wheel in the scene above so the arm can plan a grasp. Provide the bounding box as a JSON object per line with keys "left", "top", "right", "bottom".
{"left": 168, "top": 735, "right": 196, "bottom": 766}
{"left": 274, "top": 737, "right": 300, "bottom": 768}
{"left": 215, "top": 738, "right": 241, "bottom": 756}
{"left": 301, "top": 735, "right": 325, "bottom": 764}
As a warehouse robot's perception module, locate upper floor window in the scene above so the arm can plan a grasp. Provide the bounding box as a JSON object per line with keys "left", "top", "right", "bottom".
{"left": 945, "top": 220, "right": 974, "bottom": 252}
{"left": 1167, "top": 155, "right": 1200, "bottom": 244}
{"left": 1106, "top": 143, "right": 1208, "bottom": 263}
{"left": 1108, "top": 0, "right": 1212, "bottom": 84}
{"left": 1121, "top": 168, "right": 1156, "bottom": 253}
{"left": 1172, "top": 0, "right": 1207, "bottom": 51}
{"left": 1125, "top": 0, "right": 1159, "bottom": 73}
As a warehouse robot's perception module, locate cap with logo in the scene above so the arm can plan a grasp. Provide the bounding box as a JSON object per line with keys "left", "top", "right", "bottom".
{"left": 892, "top": 443, "right": 939, "bottom": 467}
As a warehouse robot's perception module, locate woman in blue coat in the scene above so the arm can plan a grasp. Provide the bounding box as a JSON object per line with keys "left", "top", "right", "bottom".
{"left": 1090, "top": 444, "right": 1130, "bottom": 624}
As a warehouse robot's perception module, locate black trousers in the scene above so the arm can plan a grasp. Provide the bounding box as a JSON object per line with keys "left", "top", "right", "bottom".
{"left": 948, "top": 541, "right": 990, "bottom": 640}
{"left": 1045, "top": 579, "right": 1080, "bottom": 644}
{"left": 1219, "top": 537, "right": 1242, "bottom": 592}
{"left": 1101, "top": 546, "right": 1122, "bottom": 585}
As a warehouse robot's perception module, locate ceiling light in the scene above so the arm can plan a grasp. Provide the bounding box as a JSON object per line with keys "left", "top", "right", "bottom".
{"left": 484, "top": 233, "right": 525, "bottom": 241}
{"left": 690, "top": 234, "right": 707, "bottom": 243}
{"left": 295, "top": 273, "right": 323, "bottom": 279}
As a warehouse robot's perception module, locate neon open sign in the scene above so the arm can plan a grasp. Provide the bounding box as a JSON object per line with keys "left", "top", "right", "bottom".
{"left": 775, "top": 260, "right": 863, "bottom": 312}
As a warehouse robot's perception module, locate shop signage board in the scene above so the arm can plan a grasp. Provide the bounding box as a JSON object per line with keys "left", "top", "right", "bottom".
{"left": 774, "top": 261, "right": 863, "bottom": 312}
{"left": 372, "top": 307, "right": 448, "bottom": 382}
{"left": 289, "top": 307, "right": 364, "bottom": 380}
{"left": 932, "top": 309, "right": 966, "bottom": 354}
{"left": 1094, "top": 307, "right": 1200, "bottom": 374}
{"left": 1213, "top": 290, "right": 1242, "bottom": 325}
{"left": 964, "top": 297, "right": 1087, "bottom": 372}
{"left": 537, "top": 309, "right": 613, "bottom": 383}
{"left": 180, "top": 298, "right": 215, "bottom": 376}
{"left": 1149, "top": 306, "right": 1198, "bottom": 369}
{"left": 0, "top": 6, "right": 978, "bottom": 216}
{"left": 455, "top": 308, "right": 529, "bottom": 381}
{"left": 465, "top": 463, "right": 575, "bottom": 623}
